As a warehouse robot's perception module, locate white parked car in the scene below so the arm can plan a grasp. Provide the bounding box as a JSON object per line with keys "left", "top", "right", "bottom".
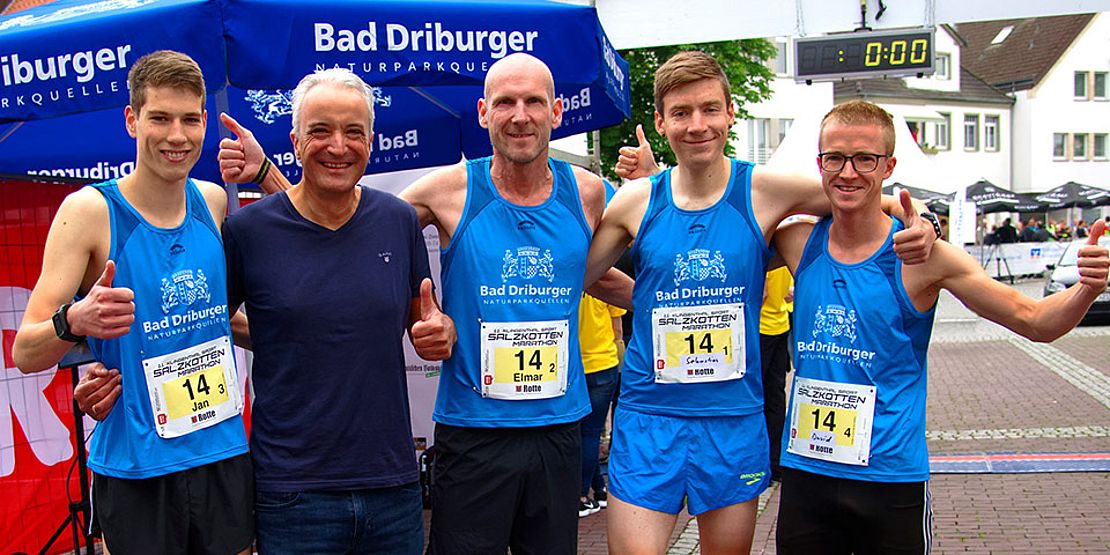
{"left": 1043, "top": 236, "right": 1110, "bottom": 322}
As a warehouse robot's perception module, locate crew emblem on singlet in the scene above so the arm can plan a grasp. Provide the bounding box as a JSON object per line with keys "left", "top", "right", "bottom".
{"left": 501, "top": 246, "right": 556, "bottom": 282}
{"left": 812, "top": 304, "right": 858, "bottom": 343}
{"left": 160, "top": 269, "right": 211, "bottom": 314}
{"left": 673, "top": 249, "right": 727, "bottom": 286}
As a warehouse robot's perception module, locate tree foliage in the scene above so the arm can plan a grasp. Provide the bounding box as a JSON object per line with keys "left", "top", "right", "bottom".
{"left": 596, "top": 40, "right": 777, "bottom": 182}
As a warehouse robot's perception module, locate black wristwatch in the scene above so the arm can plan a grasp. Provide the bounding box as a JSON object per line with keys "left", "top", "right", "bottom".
{"left": 52, "top": 303, "right": 85, "bottom": 343}
{"left": 920, "top": 212, "right": 943, "bottom": 239}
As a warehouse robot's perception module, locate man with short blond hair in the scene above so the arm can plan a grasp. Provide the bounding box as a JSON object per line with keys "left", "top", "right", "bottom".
{"left": 771, "top": 99, "right": 1108, "bottom": 554}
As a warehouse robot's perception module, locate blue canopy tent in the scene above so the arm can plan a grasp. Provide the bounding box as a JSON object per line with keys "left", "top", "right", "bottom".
{"left": 0, "top": 84, "right": 466, "bottom": 182}
{"left": 0, "top": 0, "right": 630, "bottom": 185}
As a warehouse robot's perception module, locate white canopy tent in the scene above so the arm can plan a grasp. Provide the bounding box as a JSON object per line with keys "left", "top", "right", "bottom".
{"left": 558, "top": 0, "right": 1110, "bottom": 49}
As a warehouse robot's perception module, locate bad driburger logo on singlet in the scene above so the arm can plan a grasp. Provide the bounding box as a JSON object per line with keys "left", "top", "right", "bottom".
{"left": 477, "top": 245, "right": 573, "bottom": 304}
{"left": 796, "top": 304, "right": 878, "bottom": 369}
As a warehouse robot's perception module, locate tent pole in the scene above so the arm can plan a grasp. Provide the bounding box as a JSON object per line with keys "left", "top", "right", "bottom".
{"left": 216, "top": 87, "right": 241, "bottom": 214}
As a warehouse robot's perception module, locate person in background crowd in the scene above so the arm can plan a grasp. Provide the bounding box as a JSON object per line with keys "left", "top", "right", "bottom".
{"left": 760, "top": 266, "right": 794, "bottom": 482}
{"left": 1020, "top": 218, "right": 1038, "bottom": 242}
{"left": 996, "top": 217, "right": 1019, "bottom": 244}
{"left": 577, "top": 291, "right": 624, "bottom": 517}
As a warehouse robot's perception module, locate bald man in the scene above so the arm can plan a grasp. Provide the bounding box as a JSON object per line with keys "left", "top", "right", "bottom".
{"left": 401, "top": 52, "right": 608, "bottom": 555}
{"left": 217, "top": 53, "right": 626, "bottom": 554}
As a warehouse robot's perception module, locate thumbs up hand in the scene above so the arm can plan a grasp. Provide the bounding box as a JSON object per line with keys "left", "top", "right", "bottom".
{"left": 68, "top": 260, "right": 135, "bottom": 339}
{"left": 614, "top": 124, "right": 661, "bottom": 180}
{"left": 410, "top": 278, "right": 456, "bottom": 361}
{"left": 892, "top": 189, "right": 936, "bottom": 266}
{"left": 1077, "top": 220, "right": 1109, "bottom": 291}
{"left": 218, "top": 112, "right": 267, "bottom": 186}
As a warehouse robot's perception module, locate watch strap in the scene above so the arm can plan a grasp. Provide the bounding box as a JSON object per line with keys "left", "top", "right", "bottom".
{"left": 53, "top": 303, "right": 86, "bottom": 343}
{"left": 920, "top": 212, "right": 943, "bottom": 239}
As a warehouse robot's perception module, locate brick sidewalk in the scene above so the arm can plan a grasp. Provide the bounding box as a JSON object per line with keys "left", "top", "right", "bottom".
{"left": 577, "top": 326, "right": 1110, "bottom": 554}
{"left": 419, "top": 322, "right": 1108, "bottom": 553}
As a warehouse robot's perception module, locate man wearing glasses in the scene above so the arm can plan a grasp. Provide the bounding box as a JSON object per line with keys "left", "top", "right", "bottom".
{"left": 769, "top": 100, "right": 1109, "bottom": 554}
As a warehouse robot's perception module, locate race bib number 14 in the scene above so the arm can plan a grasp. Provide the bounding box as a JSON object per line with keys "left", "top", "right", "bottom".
{"left": 142, "top": 336, "right": 242, "bottom": 439}
{"left": 480, "top": 320, "right": 569, "bottom": 400}
{"left": 651, "top": 303, "right": 745, "bottom": 384}
{"left": 786, "top": 376, "right": 876, "bottom": 466}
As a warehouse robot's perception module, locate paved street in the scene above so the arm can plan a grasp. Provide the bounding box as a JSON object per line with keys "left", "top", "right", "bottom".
{"left": 573, "top": 279, "right": 1110, "bottom": 554}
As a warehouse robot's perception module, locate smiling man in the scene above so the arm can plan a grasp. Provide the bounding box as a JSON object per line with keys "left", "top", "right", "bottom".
{"left": 399, "top": 53, "right": 611, "bottom": 554}
{"left": 13, "top": 51, "right": 253, "bottom": 555}
{"left": 770, "top": 100, "right": 1109, "bottom": 554}
{"left": 221, "top": 69, "right": 455, "bottom": 554}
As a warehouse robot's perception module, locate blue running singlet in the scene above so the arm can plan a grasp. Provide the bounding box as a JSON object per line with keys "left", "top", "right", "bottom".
{"left": 86, "top": 180, "right": 247, "bottom": 479}
{"left": 782, "top": 216, "right": 936, "bottom": 482}
{"left": 434, "top": 158, "right": 591, "bottom": 427}
{"left": 621, "top": 159, "right": 770, "bottom": 417}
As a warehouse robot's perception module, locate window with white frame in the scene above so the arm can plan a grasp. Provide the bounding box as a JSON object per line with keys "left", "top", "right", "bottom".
{"left": 769, "top": 41, "right": 789, "bottom": 75}
{"left": 1073, "top": 133, "right": 1088, "bottom": 159}
{"left": 1075, "top": 71, "right": 1088, "bottom": 99}
{"left": 935, "top": 53, "right": 950, "bottom": 80}
{"left": 1053, "top": 133, "right": 1067, "bottom": 159}
{"left": 935, "top": 113, "right": 950, "bottom": 149}
{"left": 1095, "top": 72, "right": 1107, "bottom": 100}
{"left": 984, "top": 115, "right": 1000, "bottom": 152}
{"left": 964, "top": 114, "right": 979, "bottom": 150}
{"left": 748, "top": 119, "right": 771, "bottom": 163}
{"left": 1094, "top": 134, "right": 1107, "bottom": 159}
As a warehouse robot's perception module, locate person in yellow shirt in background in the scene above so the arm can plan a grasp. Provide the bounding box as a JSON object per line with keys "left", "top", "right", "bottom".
{"left": 578, "top": 291, "right": 626, "bottom": 517}
{"left": 761, "top": 266, "right": 794, "bottom": 482}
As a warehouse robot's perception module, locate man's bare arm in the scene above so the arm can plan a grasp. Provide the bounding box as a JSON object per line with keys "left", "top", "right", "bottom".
{"left": 571, "top": 166, "right": 607, "bottom": 231}
{"left": 753, "top": 168, "right": 935, "bottom": 264}
{"left": 397, "top": 164, "right": 468, "bottom": 244}
{"left": 770, "top": 219, "right": 816, "bottom": 276}
{"left": 585, "top": 269, "right": 634, "bottom": 312}
{"left": 14, "top": 190, "right": 134, "bottom": 373}
{"left": 914, "top": 222, "right": 1108, "bottom": 342}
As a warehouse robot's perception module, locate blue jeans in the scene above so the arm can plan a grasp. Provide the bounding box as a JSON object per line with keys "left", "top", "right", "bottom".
{"left": 255, "top": 482, "right": 423, "bottom": 554}
{"left": 580, "top": 365, "right": 617, "bottom": 497}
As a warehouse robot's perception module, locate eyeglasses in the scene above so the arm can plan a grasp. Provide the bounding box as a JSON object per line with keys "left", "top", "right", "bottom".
{"left": 818, "top": 152, "right": 889, "bottom": 173}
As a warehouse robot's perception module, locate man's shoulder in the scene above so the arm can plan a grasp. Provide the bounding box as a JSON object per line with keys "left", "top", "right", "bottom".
{"left": 58, "top": 184, "right": 110, "bottom": 219}
{"left": 413, "top": 162, "right": 469, "bottom": 189}
{"left": 567, "top": 164, "right": 603, "bottom": 188}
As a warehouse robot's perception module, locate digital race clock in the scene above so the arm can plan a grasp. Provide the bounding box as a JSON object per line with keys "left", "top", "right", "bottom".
{"left": 794, "top": 28, "right": 935, "bottom": 83}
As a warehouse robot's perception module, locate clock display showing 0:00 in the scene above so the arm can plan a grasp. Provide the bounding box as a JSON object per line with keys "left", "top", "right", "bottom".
{"left": 794, "top": 29, "right": 934, "bottom": 80}
{"left": 865, "top": 38, "right": 929, "bottom": 66}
